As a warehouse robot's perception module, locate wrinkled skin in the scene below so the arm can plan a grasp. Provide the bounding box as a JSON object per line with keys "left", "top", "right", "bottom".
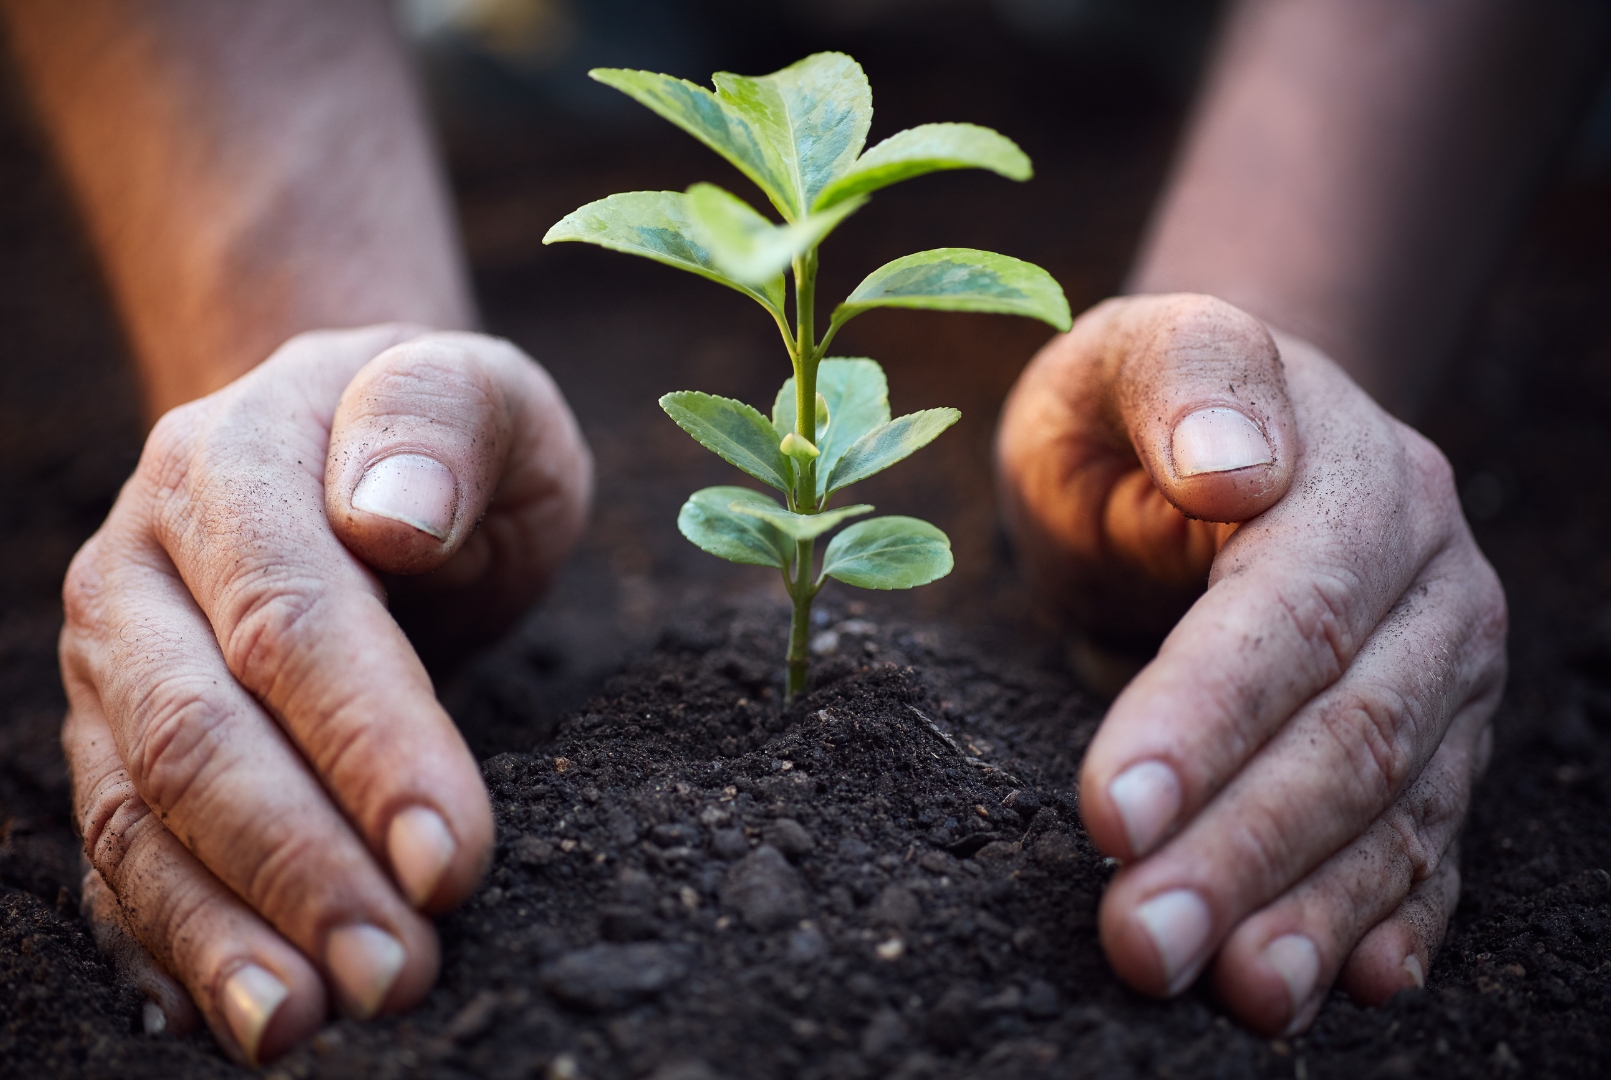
{"left": 997, "top": 294, "right": 1507, "bottom": 1035}
{"left": 60, "top": 325, "right": 590, "bottom": 1061}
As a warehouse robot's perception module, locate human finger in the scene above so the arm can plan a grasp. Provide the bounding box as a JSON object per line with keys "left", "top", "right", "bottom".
{"left": 324, "top": 331, "right": 590, "bottom": 585}
{"left": 997, "top": 294, "right": 1296, "bottom": 630}
{"left": 61, "top": 516, "right": 442, "bottom": 1022}
{"left": 1338, "top": 849, "right": 1461, "bottom": 1005}
{"left": 63, "top": 699, "right": 326, "bottom": 1063}
{"left": 1095, "top": 537, "right": 1505, "bottom": 1000}
{"left": 1206, "top": 699, "right": 1486, "bottom": 1034}
{"left": 1078, "top": 335, "right": 1476, "bottom": 865}
{"left": 136, "top": 328, "right": 494, "bottom": 912}
{"left": 79, "top": 863, "right": 201, "bottom": 1037}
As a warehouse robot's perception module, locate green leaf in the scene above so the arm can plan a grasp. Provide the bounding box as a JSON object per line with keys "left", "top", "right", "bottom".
{"left": 818, "top": 516, "right": 953, "bottom": 590}
{"left": 813, "top": 123, "right": 1032, "bottom": 210}
{"left": 544, "top": 191, "right": 786, "bottom": 317}
{"left": 660, "top": 391, "right": 793, "bottom": 494}
{"left": 678, "top": 487, "right": 793, "bottom": 568}
{"left": 832, "top": 248, "right": 1072, "bottom": 332}
{"left": 588, "top": 68, "right": 795, "bottom": 219}
{"left": 727, "top": 500, "right": 873, "bottom": 542}
{"left": 825, "top": 408, "right": 960, "bottom": 494}
{"left": 712, "top": 52, "right": 872, "bottom": 220}
{"left": 686, "top": 183, "right": 866, "bottom": 286}
{"left": 772, "top": 358, "right": 890, "bottom": 498}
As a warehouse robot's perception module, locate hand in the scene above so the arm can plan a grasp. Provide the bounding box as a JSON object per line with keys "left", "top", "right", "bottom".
{"left": 59, "top": 325, "right": 591, "bottom": 1062}
{"left": 996, "top": 294, "right": 1506, "bottom": 1034}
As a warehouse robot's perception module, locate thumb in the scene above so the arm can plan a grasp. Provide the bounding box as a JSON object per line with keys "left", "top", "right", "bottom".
{"left": 325, "top": 331, "right": 590, "bottom": 582}
{"left": 1107, "top": 293, "right": 1296, "bottom": 525}
{"left": 996, "top": 294, "right": 1296, "bottom": 643}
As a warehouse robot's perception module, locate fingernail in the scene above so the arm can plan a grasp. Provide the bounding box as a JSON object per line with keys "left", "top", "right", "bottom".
{"left": 1403, "top": 952, "right": 1426, "bottom": 989}
{"left": 327, "top": 923, "right": 406, "bottom": 1019}
{"left": 351, "top": 453, "right": 456, "bottom": 539}
{"left": 389, "top": 805, "right": 456, "bottom": 908}
{"left": 220, "top": 963, "right": 288, "bottom": 1063}
{"left": 1264, "top": 933, "right": 1320, "bottom": 1026}
{"left": 141, "top": 1000, "right": 167, "bottom": 1036}
{"left": 1135, "top": 888, "right": 1213, "bottom": 995}
{"left": 1172, "top": 407, "right": 1272, "bottom": 477}
{"left": 1108, "top": 760, "right": 1182, "bottom": 857}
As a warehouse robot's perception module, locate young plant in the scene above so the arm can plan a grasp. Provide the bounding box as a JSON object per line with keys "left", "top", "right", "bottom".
{"left": 545, "top": 52, "right": 1071, "bottom": 697}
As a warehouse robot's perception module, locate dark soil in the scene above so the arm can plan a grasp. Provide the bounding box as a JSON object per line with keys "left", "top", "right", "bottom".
{"left": 4, "top": 4, "right": 1611, "bottom": 1078}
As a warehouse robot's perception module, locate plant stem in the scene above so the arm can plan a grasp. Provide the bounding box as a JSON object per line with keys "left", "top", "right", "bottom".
{"left": 785, "top": 247, "right": 821, "bottom": 700}
{"left": 785, "top": 537, "right": 814, "bottom": 697}
{"left": 792, "top": 249, "right": 819, "bottom": 513}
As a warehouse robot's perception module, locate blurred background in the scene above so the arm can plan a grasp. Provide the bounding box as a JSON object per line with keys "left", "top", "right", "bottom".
{"left": 2, "top": 4, "right": 1611, "bottom": 1071}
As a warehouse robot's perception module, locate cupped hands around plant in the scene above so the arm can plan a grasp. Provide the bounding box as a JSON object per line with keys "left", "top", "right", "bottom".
{"left": 546, "top": 52, "right": 1070, "bottom": 695}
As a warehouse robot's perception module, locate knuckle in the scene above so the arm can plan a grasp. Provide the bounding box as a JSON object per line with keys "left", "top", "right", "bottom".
{"left": 244, "top": 822, "right": 337, "bottom": 919}
{"left": 125, "top": 674, "right": 231, "bottom": 816}
{"left": 1383, "top": 809, "right": 1433, "bottom": 886}
{"left": 1471, "top": 562, "right": 1510, "bottom": 653}
{"left": 1225, "top": 797, "right": 1301, "bottom": 898}
{"left": 61, "top": 536, "right": 111, "bottom": 633}
{"left": 81, "top": 779, "right": 157, "bottom": 882}
{"left": 218, "top": 573, "right": 328, "bottom": 692}
{"left": 358, "top": 339, "right": 502, "bottom": 422}
{"left": 1148, "top": 294, "right": 1276, "bottom": 366}
{"left": 141, "top": 401, "right": 207, "bottom": 494}
{"left": 1401, "top": 430, "right": 1460, "bottom": 518}
{"left": 1274, "top": 571, "right": 1362, "bottom": 683}
{"left": 156, "top": 875, "right": 225, "bottom": 972}
{"left": 1317, "top": 687, "right": 1414, "bottom": 807}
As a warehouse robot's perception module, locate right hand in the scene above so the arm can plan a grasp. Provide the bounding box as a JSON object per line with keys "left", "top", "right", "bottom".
{"left": 60, "top": 325, "right": 591, "bottom": 1062}
{"left": 997, "top": 294, "right": 1506, "bottom": 1033}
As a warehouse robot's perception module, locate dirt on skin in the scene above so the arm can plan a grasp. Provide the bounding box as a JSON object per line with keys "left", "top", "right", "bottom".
{"left": 4, "top": 5, "right": 1611, "bottom": 1079}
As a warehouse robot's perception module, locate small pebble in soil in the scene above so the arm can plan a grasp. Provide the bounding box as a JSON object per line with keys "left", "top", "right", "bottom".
{"left": 722, "top": 844, "right": 809, "bottom": 930}
{"left": 539, "top": 942, "right": 688, "bottom": 1010}
{"left": 763, "top": 817, "right": 816, "bottom": 858}
{"left": 709, "top": 827, "right": 749, "bottom": 860}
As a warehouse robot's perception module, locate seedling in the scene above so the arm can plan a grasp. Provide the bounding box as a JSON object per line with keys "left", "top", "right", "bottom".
{"left": 545, "top": 52, "right": 1071, "bottom": 697}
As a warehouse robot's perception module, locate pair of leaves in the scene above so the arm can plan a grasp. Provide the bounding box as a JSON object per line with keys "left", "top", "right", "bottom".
{"left": 771, "top": 359, "right": 960, "bottom": 501}
{"left": 660, "top": 359, "right": 958, "bottom": 502}
{"left": 545, "top": 53, "right": 1070, "bottom": 326}
{"left": 678, "top": 487, "right": 952, "bottom": 590}
{"left": 684, "top": 183, "right": 864, "bottom": 287}
{"left": 600, "top": 54, "right": 1033, "bottom": 219}
{"left": 593, "top": 53, "right": 870, "bottom": 224}
{"left": 544, "top": 190, "right": 1072, "bottom": 331}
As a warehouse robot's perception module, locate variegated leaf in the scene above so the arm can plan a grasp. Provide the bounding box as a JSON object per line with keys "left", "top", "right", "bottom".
{"left": 686, "top": 183, "right": 866, "bottom": 286}
{"left": 544, "top": 191, "right": 786, "bottom": 317}
{"left": 825, "top": 408, "right": 960, "bottom": 494}
{"left": 772, "top": 358, "right": 890, "bottom": 499}
{"left": 589, "top": 68, "right": 796, "bottom": 218}
{"left": 678, "top": 487, "right": 793, "bottom": 568}
{"left": 660, "top": 391, "right": 793, "bottom": 494}
{"left": 832, "top": 248, "right": 1071, "bottom": 331}
{"left": 814, "top": 123, "right": 1032, "bottom": 210}
{"left": 727, "top": 500, "right": 873, "bottom": 542}
{"left": 818, "top": 516, "right": 953, "bottom": 589}
{"left": 713, "top": 52, "right": 872, "bottom": 220}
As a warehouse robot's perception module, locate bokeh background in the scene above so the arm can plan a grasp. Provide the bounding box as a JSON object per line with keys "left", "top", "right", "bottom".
{"left": 4, "top": 0, "right": 1611, "bottom": 1073}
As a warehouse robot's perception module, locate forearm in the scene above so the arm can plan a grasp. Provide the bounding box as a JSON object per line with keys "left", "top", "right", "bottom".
{"left": 1130, "top": 0, "right": 1606, "bottom": 415}
{"left": 2, "top": 0, "right": 474, "bottom": 416}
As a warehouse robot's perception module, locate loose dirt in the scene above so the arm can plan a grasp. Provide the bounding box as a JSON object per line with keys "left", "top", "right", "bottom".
{"left": 2, "top": 7, "right": 1609, "bottom": 1078}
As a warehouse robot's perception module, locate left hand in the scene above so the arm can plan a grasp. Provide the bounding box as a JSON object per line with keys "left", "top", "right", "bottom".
{"left": 59, "top": 325, "right": 591, "bottom": 1061}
